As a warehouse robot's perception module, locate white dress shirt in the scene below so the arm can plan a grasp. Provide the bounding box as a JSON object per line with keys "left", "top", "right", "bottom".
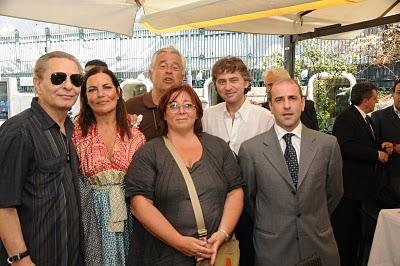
{"left": 274, "top": 123, "right": 302, "bottom": 162}
{"left": 394, "top": 105, "right": 400, "bottom": 119}
{"left": 203, "top": 99, "right": 274, "bottom": 154}
{"left": 355, "top": 105, "right": 368, "bottom": 119}
{"left": 355, "top": 105, "right": 376, "bottom": 138}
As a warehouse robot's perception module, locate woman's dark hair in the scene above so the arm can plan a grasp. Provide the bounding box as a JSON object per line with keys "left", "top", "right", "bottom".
{"left": 158, "top": 84, "right": 203, "bottom": 136}
{"left": 77, "top": 66, "right": 131, "bottom": 139}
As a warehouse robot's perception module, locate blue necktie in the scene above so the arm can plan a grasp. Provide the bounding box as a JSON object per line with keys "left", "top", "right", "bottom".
{"left": 283, "top": 133, "right": 299, "bottom": 188}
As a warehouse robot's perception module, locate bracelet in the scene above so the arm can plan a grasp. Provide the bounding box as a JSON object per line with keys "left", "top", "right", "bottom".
{"left": 218, "top": 229, "right": 230, "bottom": 241}
{"left": 6, "top": 250, "right": 29, "bottom": 264}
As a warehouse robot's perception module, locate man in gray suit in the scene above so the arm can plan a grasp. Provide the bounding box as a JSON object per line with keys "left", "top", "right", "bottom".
{"left": 238, "top": 78, "right": 343, "bottom": 266}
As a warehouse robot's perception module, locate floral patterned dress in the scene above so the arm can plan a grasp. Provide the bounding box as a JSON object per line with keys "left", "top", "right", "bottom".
{"left": 72, "top": 124, "right": 145, "bottom": 266}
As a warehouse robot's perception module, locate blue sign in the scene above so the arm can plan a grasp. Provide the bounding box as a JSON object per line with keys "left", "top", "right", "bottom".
{"left": 0, "top": 81, "right": 8, "bottom": 120}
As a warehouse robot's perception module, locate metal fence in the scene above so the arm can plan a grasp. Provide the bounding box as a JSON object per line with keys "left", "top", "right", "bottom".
{"left": 0, "top": 23, "right": 398, "bottom": 91}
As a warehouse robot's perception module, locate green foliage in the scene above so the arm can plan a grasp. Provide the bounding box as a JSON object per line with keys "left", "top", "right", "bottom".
{"left": 263, "top": 40, "right": 356, "bottom": 133}
{"left": 263, "top": 52, "right": 284, "bottom": 70}
{"left": 300, "top": 41, "right": 356, "bottom": 132}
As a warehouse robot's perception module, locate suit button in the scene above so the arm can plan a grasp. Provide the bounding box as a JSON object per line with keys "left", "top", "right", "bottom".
{"left": 297, "top": 213, "right": 301, "bottom": 218}
{"left": 291, "top": 190, "right": 296, "bottom": 195}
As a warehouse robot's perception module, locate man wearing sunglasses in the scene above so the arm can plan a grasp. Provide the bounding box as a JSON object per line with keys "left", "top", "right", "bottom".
{"left": 0, "top": 51, "right": 84, "bottom": 265}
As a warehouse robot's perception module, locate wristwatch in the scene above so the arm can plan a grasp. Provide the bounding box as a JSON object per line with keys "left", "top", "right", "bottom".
{"left": 6, "top": 251, "right": 29, "bottom": 264}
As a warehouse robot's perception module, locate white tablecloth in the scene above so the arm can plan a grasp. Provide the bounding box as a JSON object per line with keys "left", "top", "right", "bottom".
{"left": 368, "top": 209, "right": 400, "bottom": 266}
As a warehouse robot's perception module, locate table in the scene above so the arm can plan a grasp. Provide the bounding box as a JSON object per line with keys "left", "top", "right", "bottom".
{"left": 368, "top": 209, "right": 400, "bottom": 266}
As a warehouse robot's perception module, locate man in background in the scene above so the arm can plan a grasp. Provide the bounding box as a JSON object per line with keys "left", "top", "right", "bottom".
{"left": 332, "top": 81, "right": 390, "bottom": 266}
{"left": 372, "top": 80, "right": 400, "bottom": 202}
{"left": 125, "top": 46, "right": 185, "bottom": 140}
{"left": 84, "top": 59, "right": 108, "bottom": 72}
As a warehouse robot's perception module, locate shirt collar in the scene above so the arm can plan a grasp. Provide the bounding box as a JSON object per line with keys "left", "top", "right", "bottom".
{"left": 222, "top": 99, "right": 250, "bottom": 120}
{"left": 274, "top": 122, "right": 302, "bottom": 141}
{"left": 355, "top": 105, "right": 368, "bottom": 119}
{"left": 143, "top": 91, "right": 157, "bottom": 109}
{"left": 394, "top": 105, "right": 400, "bottom": 118}
{"left": 31, "top": 97, "right": 73, "bottom": 134}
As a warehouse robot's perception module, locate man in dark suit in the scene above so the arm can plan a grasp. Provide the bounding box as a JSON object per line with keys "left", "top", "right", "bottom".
{"left": 372, "top": 80, "right": 400, "bottom": 201}
{"left": 331, "top": 81, "right": 390, "bottom": 266}
{"left": 239, "top": 78, "right": 342, "bottom": 266}
{"left": 263, "top": 68, "right": 319, "bottom": 130}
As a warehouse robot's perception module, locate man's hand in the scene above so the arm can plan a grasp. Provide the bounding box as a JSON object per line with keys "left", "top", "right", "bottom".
{"left": 394, "top": 144, "right": 400, "bottom": 154}
{"left": 378, "top": 151, "right": 389, "bottom": 163}
{"left": 127, "top": 114, "right": 143, "bottom": 128}
{"left": 381, "top": 142, "right": 394, "bottom": 155}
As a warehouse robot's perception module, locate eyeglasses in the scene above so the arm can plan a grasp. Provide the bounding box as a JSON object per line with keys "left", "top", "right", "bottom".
{"left": 50, "top": 72, "right": 84, "bottom": 87}
{"left": 167, "top": 102, "right": 195, "bottom": 113}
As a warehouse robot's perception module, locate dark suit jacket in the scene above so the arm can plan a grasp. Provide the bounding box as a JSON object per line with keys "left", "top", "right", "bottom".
{"left": 372, "top": 105, "right": 400, "bottom": 200}
{"left": 333, "top": 105, "right": 380, "bottom": 200}
{"left": 301, "top": 100, "right": 319, "bottom": 131}
{"left": 262, "top": 100, "right": 319, "bottom": 130}
{"left": 372, "top": 106, "right": 400, "bottom": 179}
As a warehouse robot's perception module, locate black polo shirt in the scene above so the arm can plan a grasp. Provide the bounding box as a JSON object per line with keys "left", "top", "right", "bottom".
{"left": 0, "top": 98, "right": 82, "bottom": 266}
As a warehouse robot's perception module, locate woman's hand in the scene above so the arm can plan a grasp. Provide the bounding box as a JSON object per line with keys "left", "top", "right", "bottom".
{"left": 175, "top": 236, "right": 213, "bottom": 258}
{"left": 207, "top": 231, "right": 227, "bottom": 265}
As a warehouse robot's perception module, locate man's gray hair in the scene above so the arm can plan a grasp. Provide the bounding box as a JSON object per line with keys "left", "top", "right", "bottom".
{"left": 149, "top": 46, "right": 186, "bottom": 75}
{"left": 34, "top": 51, "right": 82, "bottom": 79}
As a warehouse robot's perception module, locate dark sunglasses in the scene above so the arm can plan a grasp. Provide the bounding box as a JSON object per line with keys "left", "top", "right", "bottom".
{"left": 50, "top": 72, "right": 84, "bottom": 87}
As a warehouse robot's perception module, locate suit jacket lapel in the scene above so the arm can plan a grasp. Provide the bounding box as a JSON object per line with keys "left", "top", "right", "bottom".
{"left": 262, "top": 129, "right": 296, "bottom": 190}
{"left": 388, "top": 107, "right": 400, "bottom": 131}
{"left": 351, "top": 105, "right": 375, "bottom": 142}
{"left": 298, "top": 127, "right": 317, "bottom": 188}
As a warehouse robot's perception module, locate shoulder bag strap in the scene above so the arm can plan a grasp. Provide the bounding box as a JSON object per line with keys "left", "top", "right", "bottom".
{"left": 162, "top": 136, "right": 207, "bottom": 239}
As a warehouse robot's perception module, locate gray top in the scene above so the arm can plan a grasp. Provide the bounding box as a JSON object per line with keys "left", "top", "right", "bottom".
{"left": 125, "top": 133, "right": 243, "bottom": 266}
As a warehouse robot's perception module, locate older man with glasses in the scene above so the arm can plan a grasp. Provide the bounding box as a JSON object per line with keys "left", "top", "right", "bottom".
{"left": 125, "top": 46, "right": 185, "bottom": 141}
{"left": 0, "top": 51, "right": 84, "bottom": 265}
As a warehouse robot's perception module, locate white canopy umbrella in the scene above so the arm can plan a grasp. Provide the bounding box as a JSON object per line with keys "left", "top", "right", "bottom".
{"left": 1, "top": 0, "right": 399, "bottom": 38}
{"left": 0, "top": 0, "right": 140, "bottom": 36}
{"left": 140, "top": 0, "right": 400, "bottom": 37}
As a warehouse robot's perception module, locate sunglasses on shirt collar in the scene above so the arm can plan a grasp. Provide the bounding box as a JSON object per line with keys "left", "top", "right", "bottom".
{"left": 50, "top": 72, "right": 84, "bottom": 87}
